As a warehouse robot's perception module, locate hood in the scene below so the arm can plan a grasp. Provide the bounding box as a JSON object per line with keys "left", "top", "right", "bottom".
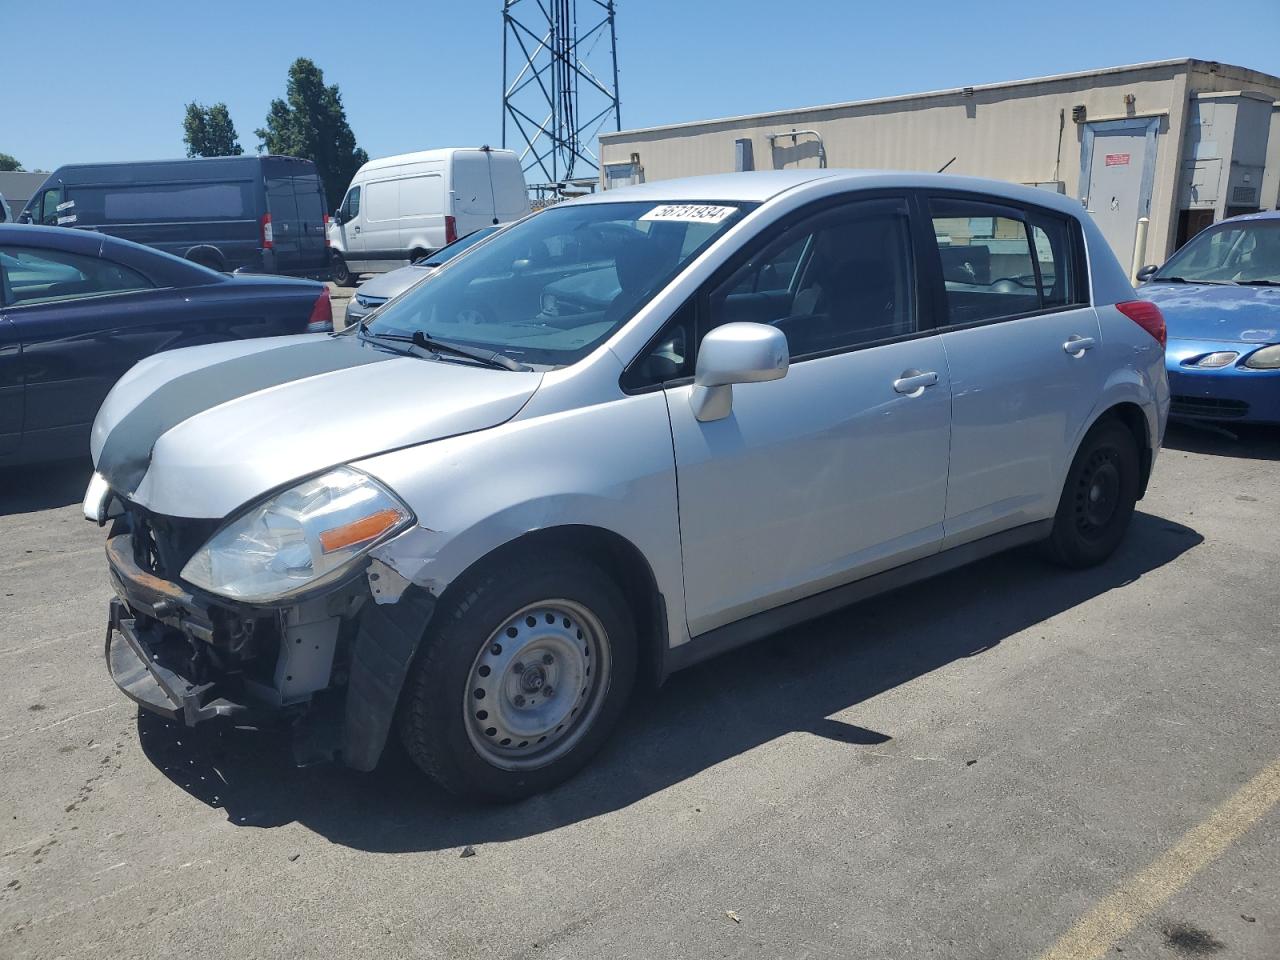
{"left": 1139, "top": 282, "right": 1280, "bottom": 344}
{"left": 355, "top": 265, "right": 434, "bottom": 301}
{"left": 91, "top": 334, "right": 542, "bottom": 519}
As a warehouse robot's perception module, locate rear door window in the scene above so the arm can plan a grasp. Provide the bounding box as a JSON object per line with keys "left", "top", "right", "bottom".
{"left": 0, "top": 247, "right": 153, "bottom": 307}
{"left": 929, "top": 199, "right": 1041, "bottom": 324}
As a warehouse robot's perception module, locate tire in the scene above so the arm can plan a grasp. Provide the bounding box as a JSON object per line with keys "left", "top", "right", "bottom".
{"left": 397, "top": 552, "right": 637, "bottom": 801}
{"left": 330, "top": 254, "right": 355, "bottom": 287}
{"left": 1042, "top": 418, "right": 1140, "bottom": 568}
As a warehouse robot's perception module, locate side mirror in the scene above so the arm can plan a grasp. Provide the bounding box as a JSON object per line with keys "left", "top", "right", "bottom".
{"left": 1135, "top": 264, "right": 1159, "bottom": 283}
{"left": 332, "top": 210, "right": 346, "bottom": 226}
{"left": 690, "top": 322, "right": 789, "bottom": 422}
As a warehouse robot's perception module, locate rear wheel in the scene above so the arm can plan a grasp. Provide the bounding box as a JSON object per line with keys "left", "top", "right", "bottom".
{"left": 1043, "top": 419, "right": 1140, "bottom": 568}
{"left": 397, "top": 553, "right": 636, "bottom": 801}
{"left": 330, "top": 253, "right": 354, "bottom": 287}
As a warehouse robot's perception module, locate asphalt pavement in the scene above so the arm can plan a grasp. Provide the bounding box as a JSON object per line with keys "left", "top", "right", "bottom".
{"left": 1, "top": 423, "right": 1277, "bottom": 959}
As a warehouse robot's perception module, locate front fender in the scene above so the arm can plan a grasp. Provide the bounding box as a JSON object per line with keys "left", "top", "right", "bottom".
{"left": 355, "top": 387, "right": 688, "bottom": 649}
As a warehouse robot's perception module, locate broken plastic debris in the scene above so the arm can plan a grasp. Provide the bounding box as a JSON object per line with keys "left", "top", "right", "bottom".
{"left": 725, "top": 910, "right": 741, "bottom": 923}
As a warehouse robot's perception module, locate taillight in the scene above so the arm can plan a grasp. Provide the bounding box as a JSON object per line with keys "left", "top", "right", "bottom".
{"left": 1115, "top": 300, "right": 1166, "bottom": 348}
{"left": 322, "top": 214, "right": 331, "bottom": 248}
{"left": 260, "top": 213, "right": 274, "bottom": 250}
{"left": 306, "top": 288, "right": 333, "bottom": 333}
{"left": 444, "top": 215, "right": 457, "bottom": 244}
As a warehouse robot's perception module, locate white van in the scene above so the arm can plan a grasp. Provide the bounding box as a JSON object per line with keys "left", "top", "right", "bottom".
{"left": 328, "top": 147, "right": 530, "bottom": 285}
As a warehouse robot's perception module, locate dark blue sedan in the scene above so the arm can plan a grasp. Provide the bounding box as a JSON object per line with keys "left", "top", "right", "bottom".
{"left": 0, "top": 225, "right": 332, "bottom": 466}
{"left": 1141, "top": 211, "right": 1280, "bottom": 424}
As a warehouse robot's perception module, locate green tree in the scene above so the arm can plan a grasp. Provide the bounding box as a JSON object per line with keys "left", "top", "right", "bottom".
{"left": 0, "top": 153, "right": 23, "bottom": 172}
{"left": 256, "top": 58, "right": 368, "bottom": 209}
{"left": 182, "top": 102, "right": 243, "bottom": 158}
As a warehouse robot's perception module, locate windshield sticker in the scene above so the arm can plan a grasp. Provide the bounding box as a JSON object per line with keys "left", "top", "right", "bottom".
{"left": 640, "top": 204, "right": 737, "bottom": 224}
{"left": 57, "top": 214, "right": 78, "bottom": 225}
{"left": 56, "top": 199, "right": 77, "bottom": 212}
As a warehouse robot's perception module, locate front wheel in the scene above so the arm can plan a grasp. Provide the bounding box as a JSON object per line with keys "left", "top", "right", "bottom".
{"left": 330, "top": 253, "right": 354, "bottom": 287}
{"left": 397, "top": 553, "right": 636, "bottom": 801}
{"left": 1043, "top": 419, "right": 1140, "bottom": 568}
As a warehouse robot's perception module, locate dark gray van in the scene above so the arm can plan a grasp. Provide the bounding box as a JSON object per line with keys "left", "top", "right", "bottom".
{"left": 20, "top": 156, "right": 330, "bottom": 280}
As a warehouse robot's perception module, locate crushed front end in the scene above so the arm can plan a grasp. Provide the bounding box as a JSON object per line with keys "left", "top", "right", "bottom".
{"left": 101, "top": 496, "right": 434, "bottom": 770}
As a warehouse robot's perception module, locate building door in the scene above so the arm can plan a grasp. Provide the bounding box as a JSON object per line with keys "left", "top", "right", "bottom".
{"left": 1080, "top": 117, "right": 1159, "bottom": 267}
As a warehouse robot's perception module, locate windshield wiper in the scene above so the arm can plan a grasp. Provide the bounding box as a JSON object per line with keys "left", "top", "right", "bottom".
{"left": 360, "top": 327, "right": 529, "bottom": 372}
{"left": 1234, "top": 279, "right": 1280, "bottom": 287}
{"left": 1153, "top": 276, "right": 1237, "bottom": 285}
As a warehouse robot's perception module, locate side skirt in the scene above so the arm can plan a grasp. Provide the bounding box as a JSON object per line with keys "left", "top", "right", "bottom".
{"left": 662, "top": 519, "right": 1053, "bottom": 677}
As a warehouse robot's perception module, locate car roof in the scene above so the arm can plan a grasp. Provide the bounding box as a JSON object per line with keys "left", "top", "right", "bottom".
{"left": 1217, "top": 209, "right": 1280, "bottom": 225}
{"left": 570, "top": 169, "right": 1087, "bottom": 218}
{"left": 0, "top": 224, "right": 221, "bottom": 286}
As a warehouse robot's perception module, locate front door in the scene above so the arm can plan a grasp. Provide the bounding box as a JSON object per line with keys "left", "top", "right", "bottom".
{"left": 1081, "top": 117, "right": 1159, "bottom": 266}
{"left": 662, "top": 196, "right": 952, "bottom": 636}
{"left": 0, "top": 244, "right": 164, "bottom": 459}
{"left": 0, "top": 316, "right": 21, "bottom": 456}
{"left": 924, "top": 195, "right": 1105, "bottom": 548}
{"left": 335, "top": 185, "right": 365, "bottom": 266}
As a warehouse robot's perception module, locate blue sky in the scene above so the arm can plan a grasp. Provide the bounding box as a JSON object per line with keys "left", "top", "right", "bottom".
{"left": 5, "top": 0, "right": 1278, "bottom": 173}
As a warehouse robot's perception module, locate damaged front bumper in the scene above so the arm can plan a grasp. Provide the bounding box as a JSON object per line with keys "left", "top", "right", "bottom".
{"left": 103, "top": 523, "right": 435, "bottom": 770}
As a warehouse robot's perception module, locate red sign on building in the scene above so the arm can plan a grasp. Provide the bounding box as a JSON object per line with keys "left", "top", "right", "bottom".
{"left": 1105, "top": 153, "right": 1131, "bottom": 167}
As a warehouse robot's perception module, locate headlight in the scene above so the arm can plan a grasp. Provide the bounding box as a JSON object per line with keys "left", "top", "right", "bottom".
{"left": 1243, "top": 344, "right": 1280, "bottom": 370}
{"left": 181, "top": 467, "right": 412, "bottom": 602}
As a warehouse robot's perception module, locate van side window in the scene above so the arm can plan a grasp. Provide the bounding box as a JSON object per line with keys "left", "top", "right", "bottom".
{"left": 929, "top": 199, "right": 1041, "bottom": 324}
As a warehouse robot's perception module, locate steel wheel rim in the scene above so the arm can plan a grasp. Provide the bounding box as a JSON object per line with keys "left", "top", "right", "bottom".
{"left": 463, "top": 599, "right": 611, "bottom": 771}
{"left": 1075, "top": 448, "right": 1121, "bottom": 539}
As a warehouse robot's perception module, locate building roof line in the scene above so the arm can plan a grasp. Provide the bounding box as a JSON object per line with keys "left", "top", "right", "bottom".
{"left": 601, "top": 58, "right": 1279, "bottom": 141}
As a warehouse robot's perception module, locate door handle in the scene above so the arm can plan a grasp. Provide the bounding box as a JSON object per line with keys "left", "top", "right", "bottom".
{"left": 892, "top": 370, "right": 939, "bottom": 395}
{"left": 1063, "top": 335, "right": 1096, "bottom": 356}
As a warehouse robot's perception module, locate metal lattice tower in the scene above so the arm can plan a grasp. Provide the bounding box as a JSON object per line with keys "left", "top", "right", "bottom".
{"left": 502, "top": 0, "right": 620, "bottom": 197}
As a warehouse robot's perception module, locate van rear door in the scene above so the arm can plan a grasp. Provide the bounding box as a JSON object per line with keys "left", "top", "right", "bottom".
{"left": 263, "top": 159, "right": 327, "bottom": 277}
{"left": 488, "top": 151, "right": 532, "bottom": 224}
{"left": 450, "top": 152, "right": 496, "bottom": 238}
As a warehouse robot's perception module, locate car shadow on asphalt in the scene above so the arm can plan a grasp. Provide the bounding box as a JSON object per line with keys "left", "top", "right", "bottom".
{"left": 136, "top": 510, "right": 1202, "bottom": 853}
{"left": 0, "top": 458, "right": 93, "bottom": 516}
{"left": 1163, "top": 421, "right": 1280, "bottom": 461}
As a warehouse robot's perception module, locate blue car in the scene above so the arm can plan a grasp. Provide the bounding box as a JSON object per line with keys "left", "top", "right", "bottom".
{"left": 1140, "top": 211, "right": 1280, "bottom": 424}
{"left": 0, "top": 225, "right": 333, "bottom": 466}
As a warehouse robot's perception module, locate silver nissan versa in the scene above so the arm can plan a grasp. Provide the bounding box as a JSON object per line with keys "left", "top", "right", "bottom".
{"left": 87, "top": 171, "right": 1169, "bottom": 800}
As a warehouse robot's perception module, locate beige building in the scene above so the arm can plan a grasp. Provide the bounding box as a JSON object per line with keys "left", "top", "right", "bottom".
{"left": 599, "top": 59, "right": 1280, "bottom": 268}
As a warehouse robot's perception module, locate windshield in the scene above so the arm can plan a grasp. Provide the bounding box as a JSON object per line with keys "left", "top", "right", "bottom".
{"left": 1158, "top": 220, "right": 1280, "bottom": 284}
{"left": 369, "top": 200, "right": 750, "bottom": 367}
{"left": 418, "top": 227, "right": 499, "bottom": 266}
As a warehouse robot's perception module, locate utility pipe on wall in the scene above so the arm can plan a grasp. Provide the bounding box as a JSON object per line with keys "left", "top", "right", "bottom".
{"left": 766, "top": 129, "right": 828, "bottom": 169}
{"left": 1130, "top": 216, "right": 1150, "bottom": 285}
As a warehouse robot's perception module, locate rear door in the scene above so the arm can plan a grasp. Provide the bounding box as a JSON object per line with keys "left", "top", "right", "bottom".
{"left": 925, "top": 195, "right": 1104, "bottom": 548}
{"left": 265, "top": 172, "right": 303, "bottom": 275}
{"left": 451, "top": 152, "right": 496, "bottom": 237}
{"left": 291, "top": 173, "right": 329, "bottom": 275}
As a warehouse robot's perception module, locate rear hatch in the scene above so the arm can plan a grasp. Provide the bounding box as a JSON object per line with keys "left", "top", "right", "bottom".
{"left": 262, "top": 158, "right": 329, "bottom": 276}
